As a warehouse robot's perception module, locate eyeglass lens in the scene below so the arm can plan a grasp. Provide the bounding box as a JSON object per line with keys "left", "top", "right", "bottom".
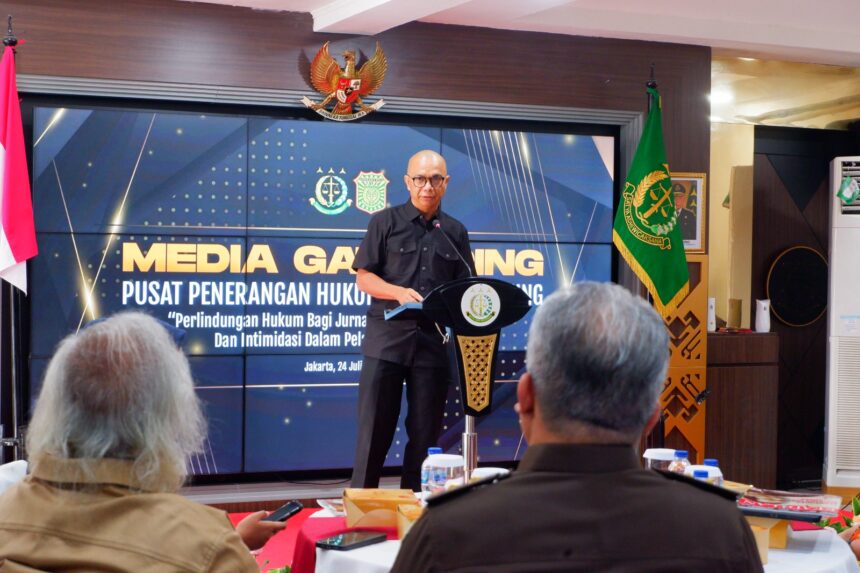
{"left": 411, "top": 175, "right": 444, "bottom": 188}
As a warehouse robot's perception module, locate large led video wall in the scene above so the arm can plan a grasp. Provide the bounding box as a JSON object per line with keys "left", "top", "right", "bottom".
{"left": 29, "top": 105, "right": 615, "bottom": 477}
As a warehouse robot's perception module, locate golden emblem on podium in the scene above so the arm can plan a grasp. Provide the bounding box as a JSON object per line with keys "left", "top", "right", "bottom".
{"left": 457, "top": 333, "right": 497, "bottom": 413}
{"left": 302, "top": 41, "right": 388, "bottom": 122}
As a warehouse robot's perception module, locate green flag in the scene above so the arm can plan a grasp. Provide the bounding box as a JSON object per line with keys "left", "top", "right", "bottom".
{"left": 612, "top": 87, "right": 689, "bottom": 317}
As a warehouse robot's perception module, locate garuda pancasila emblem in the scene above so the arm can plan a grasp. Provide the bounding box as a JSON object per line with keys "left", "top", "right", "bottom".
{"left": 301, "top": 41, "right": 388, "bottom": 122}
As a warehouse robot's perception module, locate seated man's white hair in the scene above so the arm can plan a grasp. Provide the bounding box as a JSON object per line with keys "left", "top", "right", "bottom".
{"left": 26, "top": 311, "right": 205, "bottom": 492}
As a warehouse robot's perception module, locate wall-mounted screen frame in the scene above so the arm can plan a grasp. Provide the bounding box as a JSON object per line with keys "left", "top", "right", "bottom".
{"left": 18, "top": 94, "right": 620, "bottom": 483}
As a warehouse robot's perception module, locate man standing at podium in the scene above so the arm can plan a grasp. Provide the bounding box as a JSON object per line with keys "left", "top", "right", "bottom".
{"left": 350, "top": 149, "right": 475, "bottom": 491}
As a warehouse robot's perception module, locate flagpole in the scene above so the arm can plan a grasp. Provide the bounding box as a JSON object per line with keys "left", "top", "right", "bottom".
{"left": 647, "top": 63, "right": 657, "bottom": 111}
{"left": 643, "top": 64, "right": 657, "bottom": 304}
{"left": 644, "top": 63, "right": 667, "bottom": 450}
{"left": 0, "top": 16, "right": 23, "bottom": 463}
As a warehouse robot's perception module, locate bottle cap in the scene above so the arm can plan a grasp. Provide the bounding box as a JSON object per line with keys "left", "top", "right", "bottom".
{"left": 427, "top": 447, "right": 443, "bottom": 455}
{"left": 693, "top": 470, "right": 709, "bottom": 479}
{"left": 675, "top": 450, "right": 688, "bottom": 458}
{"left": 703, "top": 458, "right": 719, "bottom": 466}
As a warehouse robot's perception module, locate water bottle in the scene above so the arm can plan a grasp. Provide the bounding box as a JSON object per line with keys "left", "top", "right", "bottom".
{"left": 692, "top": 469, "right": 710, "bottom": 482}
{"left": 686, "top": 463, "right": 722, "bottom": 485}
{"left": 703, "top": 458, "right": 724, "bottom": 486}
{"left": 642, "top": 448, "right": 675, "bottom": 471}
{"left": 420, "top": 448, "right": 464, "bottom": 497}
{"left": 420, "top": 447, "right": 443, "bottom": 497}
{"left": 667, "top": 450, "right": 691, "bottom": 474}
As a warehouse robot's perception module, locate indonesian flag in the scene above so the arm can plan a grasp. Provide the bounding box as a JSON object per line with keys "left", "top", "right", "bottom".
{"left": 0, "top": 45, "right": 36, "bottom": 294}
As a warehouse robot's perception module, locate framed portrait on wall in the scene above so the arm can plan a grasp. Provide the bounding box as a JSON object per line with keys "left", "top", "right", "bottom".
{"left": 670, "top": 172, "right": 707, "bottom": 253}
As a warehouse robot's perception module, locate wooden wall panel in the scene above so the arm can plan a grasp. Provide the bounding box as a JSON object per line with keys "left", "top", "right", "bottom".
{"left": 752, "top": 155, "right": 827, "bottom": 489}
{"left": 751, "top": 126, "right": 858, "bottom": 488}
{"left": 6, "top": 0, "right": 710, "bottom": 172}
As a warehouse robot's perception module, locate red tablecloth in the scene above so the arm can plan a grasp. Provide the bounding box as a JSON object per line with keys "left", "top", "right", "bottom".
{"left": 228, "top": 508, "right": 316, "bottom": 572}
{"left": 291, "top": 516, "right": 397, "bottom": 573}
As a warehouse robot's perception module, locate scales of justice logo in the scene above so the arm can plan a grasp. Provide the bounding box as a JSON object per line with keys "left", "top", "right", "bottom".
{"left": 311, "top": 167, "right": 352, "bottom": 215}
{"left": 301, "top": 41, "right": 388, "bottom": 122}
{"left": 461, "top": 284, "right": 501, "bottom": 327}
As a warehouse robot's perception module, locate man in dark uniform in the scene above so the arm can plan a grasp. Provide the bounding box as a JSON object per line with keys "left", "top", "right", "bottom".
{"left": 673, "top": 182, "right": 697, "bottom": 243}
{"left": 350, "top": 149, "right": 474, "bottom": 491}
{"left": 393, "top": 282, "right": 763, "bottom": 572}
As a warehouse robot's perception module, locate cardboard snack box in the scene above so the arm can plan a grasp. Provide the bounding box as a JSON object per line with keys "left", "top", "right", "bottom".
{"left": 343, "top": 488, "right": 420, "bottom": 528}
{"left": 396, "top": 503, "right": 425, "bottom": 539}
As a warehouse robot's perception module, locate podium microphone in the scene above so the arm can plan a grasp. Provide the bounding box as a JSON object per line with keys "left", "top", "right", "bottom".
{"left": 432, "top": 219, "right": 473, "bottom": 277}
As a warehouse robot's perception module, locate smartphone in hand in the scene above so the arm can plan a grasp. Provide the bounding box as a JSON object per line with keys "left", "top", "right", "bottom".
{"left": 261, "top": 500, "right": 303, "bottom": 522}
{"left": 316, "top": 531, "right": 387, "bottom": 551}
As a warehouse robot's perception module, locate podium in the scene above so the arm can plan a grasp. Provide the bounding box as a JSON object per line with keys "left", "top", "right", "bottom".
{"left": 385, "top": 277, "right": 531, "bottom": 480}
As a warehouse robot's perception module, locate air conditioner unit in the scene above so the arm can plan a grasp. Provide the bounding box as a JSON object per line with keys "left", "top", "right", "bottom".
{"left": 825, "top": 156, "right": 860, "bottom": 488}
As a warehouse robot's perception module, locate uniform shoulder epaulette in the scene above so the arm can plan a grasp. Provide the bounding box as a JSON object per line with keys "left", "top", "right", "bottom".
{"left": 656, "top": 470, "right": 740, "bottom": 502}
{"left": 426, "top": 472, "right": 511, "bottom": 508}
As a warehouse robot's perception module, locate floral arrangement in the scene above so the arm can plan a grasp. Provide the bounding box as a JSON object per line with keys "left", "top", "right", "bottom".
{"left": 817, "top": 497, "right": 860, "bottom": 559}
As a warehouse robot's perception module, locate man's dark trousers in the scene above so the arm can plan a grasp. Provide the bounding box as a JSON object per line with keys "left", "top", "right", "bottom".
{"left": 351, "top": 356, "right": 450, "bottom": 491}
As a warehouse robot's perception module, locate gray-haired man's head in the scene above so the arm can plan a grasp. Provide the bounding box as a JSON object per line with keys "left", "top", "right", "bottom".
{"left": 525, "top": 282, "right": 668, "bottom": 440}
{"left": 27, "top": 311, "right": 205, "bottom": 492}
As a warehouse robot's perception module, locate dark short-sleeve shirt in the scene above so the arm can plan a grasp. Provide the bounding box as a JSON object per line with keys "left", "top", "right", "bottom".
{"left": 353, "top": 201, "right": 474, "bottom": 366}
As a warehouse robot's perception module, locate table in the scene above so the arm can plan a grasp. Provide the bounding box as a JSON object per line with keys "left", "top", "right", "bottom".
{"left": 307, "top": 513, "right": 860, "bottom": 573}
{"left": 766, "top": 528, "right": 860, "bottom": 573}
{"left": 311, "top": 529, "right": 860, "bottom": 573}
{"left": 315, "top": 540, "right": 400, "bottom": 573}
{"left": 291, "top": 512, "right": 397, "bottom": 573}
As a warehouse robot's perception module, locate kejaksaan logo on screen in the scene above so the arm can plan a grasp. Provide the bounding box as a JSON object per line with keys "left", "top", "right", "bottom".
{"left": 311, "top": 167, "right": 352, "bottom": 215}
{"left": 354, "top": 171, "right": 388, "bottom": 214}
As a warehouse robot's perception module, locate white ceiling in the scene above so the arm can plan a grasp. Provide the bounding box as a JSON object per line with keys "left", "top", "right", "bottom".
{"left": 179, "top": 0, "right": 860, "bottom": 67}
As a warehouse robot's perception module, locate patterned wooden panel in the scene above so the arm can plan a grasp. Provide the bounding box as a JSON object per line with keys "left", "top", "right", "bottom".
{"left": 661, "top": 254, "right": 708, "bottom": 462}
{"left": 667, "top": 255, "right": 708, "bottom": 368}
{"left": 663, "top": 366, "right": 707, "bottom": 463}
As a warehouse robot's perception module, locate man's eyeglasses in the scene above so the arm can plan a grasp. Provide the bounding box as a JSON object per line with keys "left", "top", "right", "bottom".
{"left": 408, "top": 174, "right": 446, "bottom": 188}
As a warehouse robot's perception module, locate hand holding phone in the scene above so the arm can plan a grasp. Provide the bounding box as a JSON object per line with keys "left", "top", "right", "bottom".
{"left": 262, "top": 500, "right": 303, "bottom": 522}
{"left": 236, "top": 507, "right": 292, "bottom": 551}
{"left": 316, "top": 531, "right": 387, "bottom": 551}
